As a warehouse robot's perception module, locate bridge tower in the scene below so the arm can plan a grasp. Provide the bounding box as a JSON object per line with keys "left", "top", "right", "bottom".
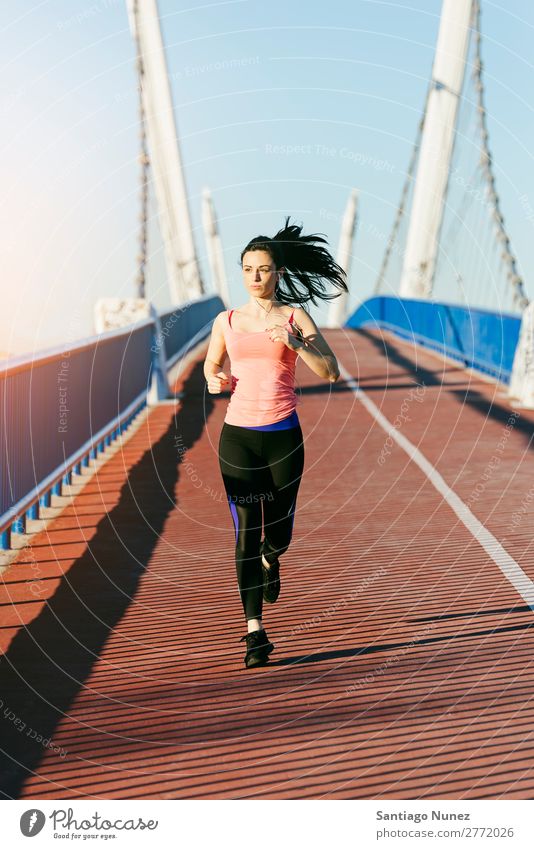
{"left": 327, "top": 189, "right": 358, "bottom": 328}
{"left": 202, "top": 188, "right": 230, "bottom": 306}
{"left": 399, "top": 0, "right": 473, "bottom": 299}
{"left": 126, "top": 0, "right": 204, "bottom": 304}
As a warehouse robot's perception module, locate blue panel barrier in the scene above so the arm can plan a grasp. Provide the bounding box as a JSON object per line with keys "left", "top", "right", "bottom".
{"left": 0, "top": 321, "right": 153, "bottom": 550}
{"left": 0, "top": 294, "right": 225, "bottom": 551}
{"left": 346, "top": 296, "right": 521, "bottom": 383}
{"left": 158, "top": 293, "right": 225, "bottom": 367}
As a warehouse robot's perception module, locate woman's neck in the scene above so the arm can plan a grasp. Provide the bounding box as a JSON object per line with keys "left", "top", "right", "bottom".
{"left": 247, "top": 296, "right": 280, "bottom": 315}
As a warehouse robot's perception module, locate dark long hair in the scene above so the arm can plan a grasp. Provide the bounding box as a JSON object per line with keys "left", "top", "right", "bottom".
{"left": 239, "top": 216, "right": 349, "bottom": 307}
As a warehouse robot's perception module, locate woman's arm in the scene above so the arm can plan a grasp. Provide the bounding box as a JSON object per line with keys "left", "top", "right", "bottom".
{"left": 203, "top": 312, "right": 229, "bottom": 391}
{"left": 288, "top": 308, "right": 340, "bottom": 383}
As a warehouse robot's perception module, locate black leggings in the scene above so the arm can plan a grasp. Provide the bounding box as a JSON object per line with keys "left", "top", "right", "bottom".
{"left": 218, "top": 422, "right": 305, "bottom": 620}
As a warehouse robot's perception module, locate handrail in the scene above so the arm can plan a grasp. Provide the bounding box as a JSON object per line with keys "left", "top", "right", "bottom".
{"left": 0, "top": 317, "right": 154, "bottom": 378}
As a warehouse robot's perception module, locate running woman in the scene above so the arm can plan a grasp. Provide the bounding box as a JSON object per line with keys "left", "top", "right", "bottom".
{"left": 204, "top": 217, "right": 347, "bottom": 668}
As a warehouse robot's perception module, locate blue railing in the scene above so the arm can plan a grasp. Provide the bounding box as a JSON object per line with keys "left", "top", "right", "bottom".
{"left": 347, "top": 295, "right": 521, "bottom": 383}
{"left": 0, "top": 294, "right": 224, "bottom": 550}
{"left": 157, "top": 292, "right": 224, "bottom": 366}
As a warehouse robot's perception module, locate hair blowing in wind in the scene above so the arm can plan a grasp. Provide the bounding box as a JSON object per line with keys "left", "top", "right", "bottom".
{"left": 240, "top": 215, "right": 349, "bottom": 307}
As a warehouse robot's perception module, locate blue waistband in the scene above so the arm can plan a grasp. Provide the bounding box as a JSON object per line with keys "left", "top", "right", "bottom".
{"left": 240, "top": 410, "right": 300, "bottom": 431}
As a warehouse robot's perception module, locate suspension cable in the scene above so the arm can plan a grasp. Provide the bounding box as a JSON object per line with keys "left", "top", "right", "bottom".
{"left": 375, "top": 0, "right": 528, "bottom": 310}
{"left": 472, "top": 0, "right": 528, "bottom": 309}
{"left": 131, "top": 0, "right": 150, "bottom": 300}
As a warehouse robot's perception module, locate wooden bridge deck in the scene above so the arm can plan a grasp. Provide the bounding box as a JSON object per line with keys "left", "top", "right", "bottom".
{"left": 1, "top": 326, "right": 534, "bottom": 800}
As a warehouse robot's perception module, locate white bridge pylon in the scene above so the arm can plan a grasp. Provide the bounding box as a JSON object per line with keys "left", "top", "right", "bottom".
{"left": 126, "top": 0, "right": 204, "bottom": 305}
{"left": 399, "top": 0, "right": 473, "bottom": 299}
{"left": 327, "top": 188, "right": 358, "bottom": 328}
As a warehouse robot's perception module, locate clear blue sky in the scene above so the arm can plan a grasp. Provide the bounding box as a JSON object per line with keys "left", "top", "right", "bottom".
{"left": 2, "top": 0, "right": 534, "bottom": 355}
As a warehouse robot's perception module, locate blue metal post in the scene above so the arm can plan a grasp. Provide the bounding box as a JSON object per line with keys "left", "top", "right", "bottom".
{"left": 12, "top": 516, "right": 25, "bottom": 534}
{"left": 27, "top": 502, "right": 39, "bottom": 520}
{"left": 39, "top": 490, "right": 51, "bottom": 508}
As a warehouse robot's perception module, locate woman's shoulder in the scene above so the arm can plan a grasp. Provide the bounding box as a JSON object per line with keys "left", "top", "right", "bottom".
{"left": 214, "top": 309, "right": 233, "bottom": 332}
{"left": 289, "top": 304, "right": 311, "bottom": 322}
{"left": 280, "top": 303, "right": 306, "bottom": 319}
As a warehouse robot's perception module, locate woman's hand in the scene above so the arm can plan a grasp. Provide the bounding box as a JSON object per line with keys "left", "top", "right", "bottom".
{"left": 267, "top": 322, "right": 304, "bottom": 351}
{"left": 206, "top": 371, "right": 229, "bottom": 393}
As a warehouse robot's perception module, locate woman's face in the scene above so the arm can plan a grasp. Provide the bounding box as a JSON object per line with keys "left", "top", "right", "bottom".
{"left": 241, "top": 250, "right": 279, "bottom": 297}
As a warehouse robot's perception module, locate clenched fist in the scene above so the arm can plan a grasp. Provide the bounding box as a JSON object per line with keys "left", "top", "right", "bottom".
{"left": 206, "top": 371, "right": 229, "bottom": 393}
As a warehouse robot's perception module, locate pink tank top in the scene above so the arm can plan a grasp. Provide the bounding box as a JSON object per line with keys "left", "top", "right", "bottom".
{"left": 221, "top": 308, "right": 300, "bottom": 427}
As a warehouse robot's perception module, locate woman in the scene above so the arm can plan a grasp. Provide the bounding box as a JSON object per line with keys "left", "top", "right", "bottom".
{"left": 204, "top": 217, "right": 347, "bottom": 668}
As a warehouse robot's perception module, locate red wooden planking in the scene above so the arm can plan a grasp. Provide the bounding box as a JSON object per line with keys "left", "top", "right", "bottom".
{"left": 0, "top": 327, "right": 533, "bottom": 800}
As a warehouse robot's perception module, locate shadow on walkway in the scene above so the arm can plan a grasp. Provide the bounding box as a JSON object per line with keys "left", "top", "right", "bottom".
{"left": 0, "top": 363, "right": 211, "bottom": 799}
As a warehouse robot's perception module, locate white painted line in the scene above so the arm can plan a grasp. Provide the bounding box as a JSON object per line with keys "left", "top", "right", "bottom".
{"left": 338, "top": 361, "right": 534, "bottom": 611}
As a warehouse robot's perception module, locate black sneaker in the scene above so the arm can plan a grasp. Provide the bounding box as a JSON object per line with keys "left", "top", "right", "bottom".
{"left": 260, "top": 540, "right": 281, "bottom": 604}
{"left": 239, "top": 628, "right": 275, "bottom": 668}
